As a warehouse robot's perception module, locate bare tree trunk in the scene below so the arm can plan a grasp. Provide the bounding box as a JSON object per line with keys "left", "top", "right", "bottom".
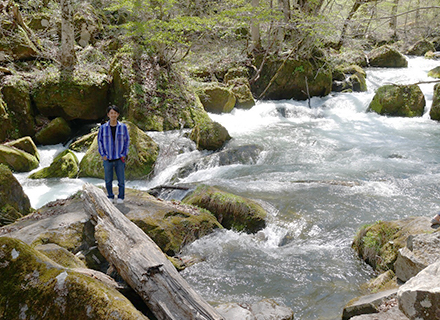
{"left": 60, "top": 0, "right": 76, "bottom": 69}
{"left": 250, "top": 0, "right": 262, "bottom": 51}
{"left": 390, "top": 0, "right": 399, "bottom": 39}
{"left": 337, "top": 0, "right": 367, "bottom": 48}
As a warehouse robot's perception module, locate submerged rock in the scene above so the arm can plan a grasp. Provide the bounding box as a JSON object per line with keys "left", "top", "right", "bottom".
{"left": 0, "top": 164, "right": 32, "bottom": 226}
{"left": 183, "top": 184, "right": 267, "bottom": 233}
{"left": 0, "top": 237, "right": 148, "bottom": 320}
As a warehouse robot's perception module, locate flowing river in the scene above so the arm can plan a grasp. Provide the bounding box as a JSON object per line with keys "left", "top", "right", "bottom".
{"left": 14, "top": 56, "right": 440, "bottom": 319}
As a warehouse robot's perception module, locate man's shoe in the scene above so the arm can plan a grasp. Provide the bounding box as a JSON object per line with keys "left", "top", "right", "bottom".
{"left": 117, "top": 198, "right": 124, "bottom": 204}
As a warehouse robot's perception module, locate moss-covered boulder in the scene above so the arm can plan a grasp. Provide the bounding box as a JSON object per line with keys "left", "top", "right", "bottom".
{"left": 29, "top": 149, "right": 79, "bottom": 179}
{"left": 368, "top": 46, "right": 408, "bottom": 68}
{"left": 0, "top": 144, "right": 39, "bottom": 172}
{"left": 198, "top": 84, "right": 236, "bottom": 114}
{"left": 32, "top": 68, "right": 110, "bottom": 121}
{"left": 35, "top": 117, "right": 72, "bottom": 145}
{"left": 429, "top": 83, "right": 440, "bottom": 121}
{"left": 5, "top": 136, "right": 40, "bottom": 161}
{"left": 250, "top": 54, "right": 332, "bottom": 100}
{"left": 69, "top": 131, "right": 98, "bottom": 152}
{"left": 227, "top": 78, "right": 255, "bottom": 109}
{"left": 352, "top": 217, "right": 433, "bottom": 273}
{"left": 428, "top": 66, "right": 440, "bottom": 79}
{"left": 0, "top": 164, "right": 32, "bottom": 226}
{"left": 0, "top": 237, "right": 148, "bottom": 320}
{"left": 189, "top": 120, "right": 232, "bottom": 151}
{"left": 368, "top": 84, "right": 425, "bottom": 117}
{"left": 79, "top": 121, "right": 158, "bottom": 179}
{"left": 183, "top": 185, "right": 267, "bottom": 233}
{"left": 122, "top": 188, "right": 222, "bottom": 255}
{"left": 406, "top": 40, "right": 435, "bottom": 56}
{"left": 110, "top": 52, "right": 212, "bottom": 131}
{"left": 35, "top": 243, "right": 87, "bottom": 269}
{"left": 0, "top": 94, "right": 13, "bottom": 142}
{"left": 349, "top": 72, "right": 367, "bottom": 92}
{"left": 1, "top": 75, "right": 36, "bottom": 138}
{"left": 224, "top": 67, "right": 249, "bottom": 83}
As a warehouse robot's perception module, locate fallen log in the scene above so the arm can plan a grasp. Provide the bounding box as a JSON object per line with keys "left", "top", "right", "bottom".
{"left": 82, "top": 183, "right": 224, "bottom": 320}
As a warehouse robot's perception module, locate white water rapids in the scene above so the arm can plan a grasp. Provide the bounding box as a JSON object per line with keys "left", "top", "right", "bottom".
{"left": 14, "top": 56, "right": 440, "bottom": 319}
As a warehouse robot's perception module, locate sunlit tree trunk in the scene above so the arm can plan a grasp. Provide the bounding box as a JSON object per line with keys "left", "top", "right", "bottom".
{"left": 251, "top": 0, "right": 262, "bottom": 51}
{"left": 60, "top": 0, "right": 76, "bottom": 69}
{"left": 337, "top": 0, "right": 368, "bottom": 48}
{"left": 390, "top": 0, "right": 399, "bottom": 39}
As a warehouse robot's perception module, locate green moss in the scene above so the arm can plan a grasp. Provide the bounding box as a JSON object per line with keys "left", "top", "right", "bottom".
{"left": 183, "top": 185, "right": 267, "bottom": 233}
{"left": 430, "top": 84, "right": 440, "bottom": 121}
{"left": 0, "top": 145, "right": 39, "bottom": 172}
{"left": 428, "top": 66, "right": 440, "bottom": 79}
{"left": 29, "top": 149, "right": 79, "bottom": 179}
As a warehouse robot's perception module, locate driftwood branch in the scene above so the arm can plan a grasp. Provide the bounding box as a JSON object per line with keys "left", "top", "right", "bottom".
{"left": 82, "top": 183, "right": 224, "bottom": 320}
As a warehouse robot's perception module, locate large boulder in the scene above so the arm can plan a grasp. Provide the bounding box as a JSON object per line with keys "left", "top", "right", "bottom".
{"left": 1, "top": 75, "right": 36, "bottom": 138}
{"left": 189, "top": 120, "right": 232, "bottom": 151}
{"left": 0, "top": 164, "right": 32, "bottom": 226}
{"left": 110, "top": 53, "right": 212, "bottom": 131}
{"left": 397, "top": 260, "right": 440, "bottom": 320}
{"left": 29, "top": 149, "right": 79, "bottom": 179}
{"left": 394, "top": 232, "right": 440, "bottom": 282}
{"left": 32, "top": 69, "right": 110, "bottom": 121}
{"left": 183, "top": 184, "right": 267, "bottom": 233}
{"left": 368, "top": 84, "right": 425, "bottom": 117}
{"left": 198, "top": 84, "right": 236, "bottom": 114}
{"left": 406, "top": 40, "right": 435, "bottom": 56}
{"left": 430, "top": 83, "right": 440, "bottom": 121}
{"left": 69, "top": 131, "right": 97, "bottom": 152}
{"left": 427, "top": 66, "right": 440, "bottom": 79}
{"left": 250, "top": 53, "right": 332, "bottom": 100}
{"left": 368, "top": 46, "right": 408, "bottom": 68}
{"left": 79, "top": 121, "right": 159, "bottom": 180}
{"left": 0, "top": 237, "right": 148, "bottom": 320}
{"left": 35, "top": 117, "right": 72, "bottom": 145}
{"left": 227, "top": 77, "right": 255, "bottom": 109}
{"left": 4, "top": 136, "right": 39, "bottom": 161}
{"left": 0, "top": 144, "right": 39, "bottom": 172}
{"left": 352, "top": 217, "right": 433, "bottom": 272}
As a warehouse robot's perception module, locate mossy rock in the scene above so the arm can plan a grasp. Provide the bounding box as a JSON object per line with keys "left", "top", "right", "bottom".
{"left": 1, "top": 75, "right": 36, "bottom": 138}
{"left": 29, "top": 149, "right": 79, "bottom": 179}
{"left": 0, "top": 94, "right": 13, "bottom": 142}
{"left": 349, "top": 73, "right": 367, "bottom": 92}
{"left": 123, "top": 188, "right": 222, "bottom": 256}
{"left": 189, "top": 120, "right": 232, "bottom": 151}
{"left": 5, "top": 136, "right": 40, "bottom": 161}
{"left": 250, "top": 54, "right": 332, "bottom": 100}
{"left": 352, "top": 217, "right": 433, "bottom": 273}
{"left": 198, "top": 84, "right": 236, "bottom": 114}
{"left": 79, "top": 121, "right": 159, "bottom": 179}
{"left": 183, "top": 184, "right": 267, "bottom": 233}
{"left": 0, "top": 237, "right": 148, "bottom": 320}
{"left": 35, "top": 243, "right": 87, "bottom": 269}
{"left": 69, "top": 131, "right": 98, "bottom": 152}
{"left": 0, "top": 144, "right": 39, "bottom": 172}
{"left": 368, "top": 45, "right": 408, "bottom": 68}
{"left": 0, "top": 164, "right": 31, "bottom": 226}
{"left": 228, "top": 78, "right": 255, "bottom": 109}
{"left": 427, "top": 66, "right": 440, "bottom": 79}
{"left": 224, "top": 67, "right": 249, "bottom": 84}
{"left": 406, "top": 40, "right": 435, "bottom": 56}
{"left": 368, "top": 84, "right": 425, "bottom": 117}
{"left": 32, "top": 68, "right": 110, "bottom": 121}
{"left": 0, "top": 25, "right": 39, "bottom": 60}
{"left": 35, "top": 117, "right": 72, "bottom": 145}
{"left": 343, "top": 65, "right": 367, "bottom": 79}
{"left": 429, "top": 83, "right": 440, "bottom": 121}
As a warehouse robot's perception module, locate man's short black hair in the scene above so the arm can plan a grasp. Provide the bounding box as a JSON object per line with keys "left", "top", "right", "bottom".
{"left": 107, "top": 105, "right": 120, "bottom": 114}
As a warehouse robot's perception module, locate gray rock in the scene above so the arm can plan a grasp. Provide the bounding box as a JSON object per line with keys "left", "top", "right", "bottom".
{"left": 250, "top": 299, "right": 294, "bottom": 320}
{"left": 395, "top": 233, "right": 440, "bottom": 282}
{"left": 216, "top": 303, "right": 255, "bottom": 320}
{"left": 350, "top": 305, "right": 408, "bottom": 319}
{"left": 342, "top": 289, "right": 398, "bottom": 320}
{"left": 397, "top": 260, "right": 440, "bottom": 320}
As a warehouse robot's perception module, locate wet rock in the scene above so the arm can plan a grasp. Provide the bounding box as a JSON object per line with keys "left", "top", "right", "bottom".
{"left": 4, "top": 136, "right": 39, "bottom": 161}
{"left": 0, "top": 237, "right": 148, "bottom": 320}
{"left": 368, "top": 84, "right": 425, "bottom": 118}
{"left": 198, "top": 84, "right": 236, "bottom": 114}
{"left": 35, "top": 117, "right": 72, "bottom": 145}
{"left": 216, "top": 299, "right": 294, "bottom": 320}
{"left": 430, "top": 83, "right": 440, "bottom": 121}
{"left": 29, "top": 149, "right": 79, "bottom": 179}
{"left": 397, "top": 260, "right": 440, "bottom": 320}
{"left": 69, "top": 131, "right": 97, "bottom": 152}
{"left": 349, "top": 72, "right": 367, "bottom": 92}
{"left": 216, "top": 303, "right": 254, "bottom": 319}
{"left": 228, "top": 77, "right": 255, "bottom": 109}
{"left": 394, "top": 233, "right": 440, "bottom": 282}
{"left": 79, "top": 121, "right": 158, "bottom": 180}
{"left": 189, "top": 120, "right": 232, "bottom": 151}
{"left": 368, "top": 46, "right": 408, "bottom": 68}
{"left": 428, "top": 66, "right": 440, "bottom": 79}
{"left": 0, "top": 143, "right": 39, "bottom": 172}
{"left": 0, "top": 164, "right": 32, "bottom": 226}
{"left": 406, "top": 40, "right": 435, "bottom": 56}
{"left": 342, "top": 289, "right": 398, "bottom": 320}
{"left": 183, "top": 184, "right": 267, "bottom": 233}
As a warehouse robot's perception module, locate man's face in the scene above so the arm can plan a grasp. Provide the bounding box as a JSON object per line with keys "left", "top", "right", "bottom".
{"left": 108, "top": 109, "right": 119, "bottom": 122}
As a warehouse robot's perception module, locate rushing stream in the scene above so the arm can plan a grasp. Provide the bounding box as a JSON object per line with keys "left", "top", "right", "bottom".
{"left": 14, "top": 56, "right": 440, "bottom": 319}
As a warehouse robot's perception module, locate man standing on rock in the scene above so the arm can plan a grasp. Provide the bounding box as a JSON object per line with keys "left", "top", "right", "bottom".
{"left": 98, "top": 105, "right": 130, "bottom": 204}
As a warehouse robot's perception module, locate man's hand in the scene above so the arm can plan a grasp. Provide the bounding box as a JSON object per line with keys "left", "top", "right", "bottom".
{"left": 103, "top": 156, "right": 108, "bottom": 160}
